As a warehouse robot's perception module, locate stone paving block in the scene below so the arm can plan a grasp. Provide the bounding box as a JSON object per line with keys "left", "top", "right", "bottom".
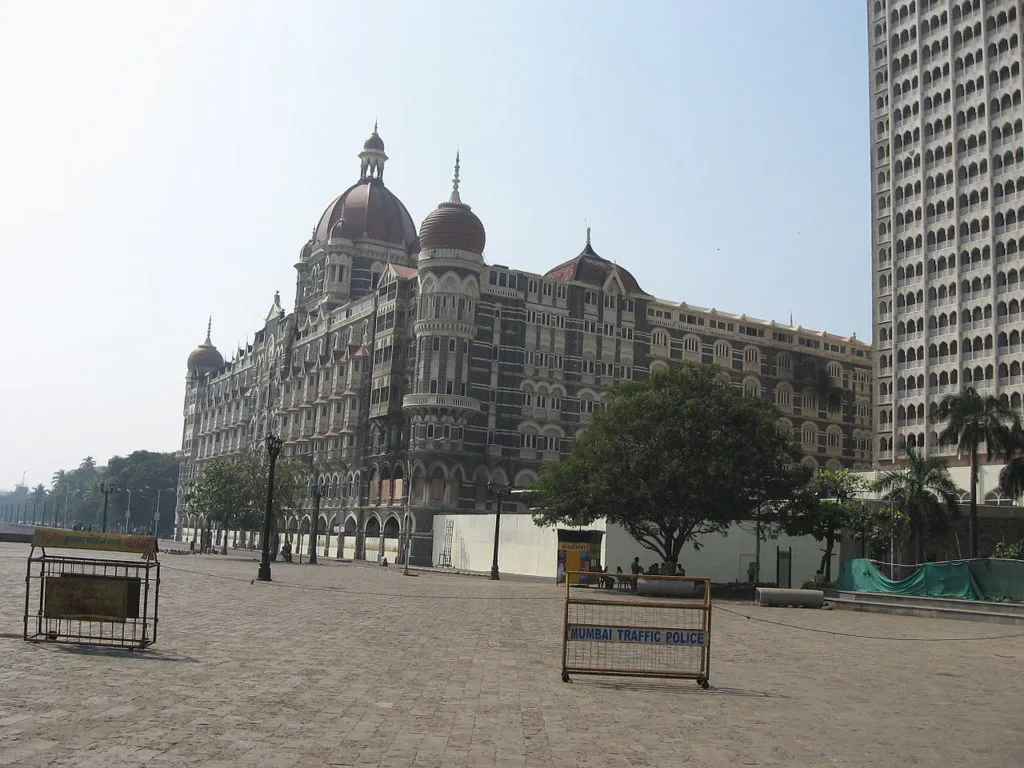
{"left": 1, "top": 544, "right": 1024, "bottom": 766}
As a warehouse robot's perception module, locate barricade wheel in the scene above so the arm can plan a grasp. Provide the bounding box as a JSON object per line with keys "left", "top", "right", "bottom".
{"left": 699, "top": 678, "right": 710, "bottom": 690}
{"left": 561, "top": 672, "right": 571, "bottom": 683}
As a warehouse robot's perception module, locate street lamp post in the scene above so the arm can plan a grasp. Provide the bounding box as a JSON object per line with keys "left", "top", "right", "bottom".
{"left": 125, "top": 488, "right": 145, "bottom": 533}
{"left": 154, "top": 487, "right": 174, "bottom": 538}
{"left": 99, "top": 481, "right": 115, "bottom": 533}
{"left": 402, "top": 459, "right": 413, "bottom": 576}
{"left": 308, "top": 481, "right": 325, "bottom": 565}
{"left": 487, "top": 481, "right": 512, "bottom": 581}
{"left": 258, "top": 434, "right": 283, "bottom": 582}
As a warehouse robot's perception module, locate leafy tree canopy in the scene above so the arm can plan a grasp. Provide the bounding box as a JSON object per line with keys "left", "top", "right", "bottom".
{"left": 526, "top": 364, "right": 809, "bottom": 567}
{"left": 782, "top": 468, "right": 866, "bottom": 581}
{"left": 186, "top": 449, "right": 306, "bottom": 533}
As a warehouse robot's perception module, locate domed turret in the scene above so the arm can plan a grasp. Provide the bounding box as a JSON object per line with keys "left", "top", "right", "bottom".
{"left": 310, "top": 125, "right": 419, "bottom": 253}
{"left": 187, "top": 318, "right": 224, "bottom": 375}
{"left": 362, "top": 124, "right": 385, "bottom": 152}
{"left": 418, "top": 153, "right": 486, "bottom": 254}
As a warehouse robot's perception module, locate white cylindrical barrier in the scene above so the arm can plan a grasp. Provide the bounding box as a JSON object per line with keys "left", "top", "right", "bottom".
{"left": 755, "top": 587, "right": 825, "bottom": 608}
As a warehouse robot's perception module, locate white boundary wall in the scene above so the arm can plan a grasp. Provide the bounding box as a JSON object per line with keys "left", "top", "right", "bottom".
{"left": 604, "top": 522, "right": 834, "bottom": 587}
{"left": 432, "top": 513, "right": 607, "bottom": 579}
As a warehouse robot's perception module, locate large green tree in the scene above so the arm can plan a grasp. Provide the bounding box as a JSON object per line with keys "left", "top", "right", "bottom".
{"left": 186, "top": 449, "right": 305, "bottom": 552}
{"left": 872, "top": 448, "right": 960, "bottom": 565}
{"left": 937, "top": 387, "right": 1019, "bottom": 558}
{"left": 526, "top": 364, "right": 809, "bottom": 570}
{"left": 104, "top": 450, "right": 181, "bottom": 535}
{"left": 782, "top": 468, "right": 866, "bottom": 582}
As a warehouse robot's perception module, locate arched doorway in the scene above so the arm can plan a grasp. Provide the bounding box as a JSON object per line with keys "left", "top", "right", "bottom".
{"left": 365, "top": 516, "right": 382, "bottom": 562}
{"left": 342, "top": 517, "right": 358, "bottom": 559}
{"left": 382, "top": 517, "right": 400, "bottom": 563}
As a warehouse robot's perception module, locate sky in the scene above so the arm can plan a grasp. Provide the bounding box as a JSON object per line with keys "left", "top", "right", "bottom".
{"left": 0, "top": 0, "right": 871, "bottom": 490}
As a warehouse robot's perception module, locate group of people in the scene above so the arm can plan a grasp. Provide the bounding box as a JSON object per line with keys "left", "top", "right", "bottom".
{"left": 629, "top": 556, "right": 685, "bottom": 577}
{"left": 586, "top": 557, "right": 688, "bottom": 590}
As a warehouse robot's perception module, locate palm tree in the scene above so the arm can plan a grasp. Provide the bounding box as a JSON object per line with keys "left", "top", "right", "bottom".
{"left": 997, "top": 422, "right": 1024, "bottom": 501}
{"left": 51, "top": 469, "right": 69, "bottom": 494}
{"left": 29, "top": 483, "right": 48, "bottom": 525}
{"left": 936, "top": 387, "right": 1020, "bottom": 558}
{"left": 872, "top": 448, "right": 961, "bottom": 566}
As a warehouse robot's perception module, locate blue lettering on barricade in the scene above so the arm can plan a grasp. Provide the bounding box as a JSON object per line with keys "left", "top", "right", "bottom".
{"left": 567, "top": 625, "right": 708, "bottom": 647}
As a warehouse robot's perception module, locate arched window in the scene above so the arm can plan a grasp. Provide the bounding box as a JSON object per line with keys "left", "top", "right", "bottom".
{"left": 774, "top": 384, "right": 793, "bottom": 410}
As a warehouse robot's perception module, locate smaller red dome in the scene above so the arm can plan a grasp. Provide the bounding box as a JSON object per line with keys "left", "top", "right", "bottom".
{"left": 187, "top": 320, "right": 225, "bottom": 374}
{"left": 418, "top": 202, "right": 486, "bottom": 254}
{"left": 187, "top": 342, "right": 224, "bottom": 374}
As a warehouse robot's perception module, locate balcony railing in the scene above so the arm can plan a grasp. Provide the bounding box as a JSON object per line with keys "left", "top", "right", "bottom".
{"left": 402, "top": 393, "right": 482, "bottom": 412}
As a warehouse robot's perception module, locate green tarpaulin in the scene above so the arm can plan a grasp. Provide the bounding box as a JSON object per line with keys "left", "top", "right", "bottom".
{"left": 837, "top": 558, "right": 1024, "bottom": 602}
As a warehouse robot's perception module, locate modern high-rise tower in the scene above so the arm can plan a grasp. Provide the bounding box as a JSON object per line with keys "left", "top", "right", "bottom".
{"left": 869, "top": 0, "right": 1023, "bottom": 491}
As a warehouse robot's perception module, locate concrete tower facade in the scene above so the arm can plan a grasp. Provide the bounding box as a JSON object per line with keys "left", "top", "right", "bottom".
{"left": 869, "top": 0, "right": 1024, "bottom": 494}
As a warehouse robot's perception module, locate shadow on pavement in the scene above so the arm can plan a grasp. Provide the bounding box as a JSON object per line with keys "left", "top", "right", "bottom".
{"left": 573, "top": 678, "right": 786, "bottom": 698}
{"left": 37, "top": 644, "right": 201, "bottom": 663}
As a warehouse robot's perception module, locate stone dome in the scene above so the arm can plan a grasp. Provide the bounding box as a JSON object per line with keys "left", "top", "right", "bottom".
{"left": 310, "top": 126, "right": 419, "bottom": 253}
{"left": 418, "top": 153, "right": 486, "bottom": 254}
{"left": 187, "top": 322, "right": 224, "bottom": 374}
{"left": 313, "top": 180, "right": 420, "bottom": 252}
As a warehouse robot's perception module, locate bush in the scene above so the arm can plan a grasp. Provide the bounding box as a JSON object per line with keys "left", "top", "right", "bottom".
{"left": 993, "top": 539, "right": 1024, "bottom": 560}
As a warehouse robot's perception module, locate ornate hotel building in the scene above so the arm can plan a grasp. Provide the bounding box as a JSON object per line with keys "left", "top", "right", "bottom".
{"left": 869, "top": 0, "right": 1024, "bottom": 477}
{"left": 176, "top": 128, "right": 873, "bottom": 563}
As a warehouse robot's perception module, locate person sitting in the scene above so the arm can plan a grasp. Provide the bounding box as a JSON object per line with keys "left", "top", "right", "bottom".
{"left": 281, "top": 540, "right": 293, "bottom": 562}
{"left": 615, "top": 566, "right": 631, "bottom": 591}
{"left": 646, "top": 563, "right": 660, "bottom": 576}
{"left": 380, "top": 555, "right": 389, "bottom": 567}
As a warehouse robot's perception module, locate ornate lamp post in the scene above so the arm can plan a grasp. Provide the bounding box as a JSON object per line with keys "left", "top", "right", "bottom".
{"left": 487, "top": 481, "right": 512, "bottom": 580}
{"left": 98, "top": 481, "right": 115, "bottom": 533}
{"left": 258, "top": 434, "right": 283, "bottom": 582}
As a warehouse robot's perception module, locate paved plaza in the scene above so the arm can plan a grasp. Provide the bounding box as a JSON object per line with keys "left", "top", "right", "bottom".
{"left": 1, "top": 541, "right": 1022, "bottom": 767}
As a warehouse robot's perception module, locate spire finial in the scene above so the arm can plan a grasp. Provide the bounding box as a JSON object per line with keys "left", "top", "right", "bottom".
{"left": 450, "top": 150, "right": 462, "bottom": 204}
{"left": 373, "top": 119, "right": 378, "bottom": 134}
{"left": 586, "top": 222, "right": 591, "bottom": 246}
{"left": 206, "top": 316, "right": 212, "bottom": 344}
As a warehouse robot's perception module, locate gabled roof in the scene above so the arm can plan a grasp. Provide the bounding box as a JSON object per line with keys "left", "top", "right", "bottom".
{"left": 543, "top": 241, "right": 647, "bottom": 295}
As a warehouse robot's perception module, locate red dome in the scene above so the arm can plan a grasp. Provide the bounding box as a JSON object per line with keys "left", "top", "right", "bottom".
{"left": 418, "top": 201, "right": 486, "bottom": 254}
{"left": 187, "top": 342, "right": 224, "bottom": 374}
{"left": 313, "top": 179, "right": 419, "bottom": 253}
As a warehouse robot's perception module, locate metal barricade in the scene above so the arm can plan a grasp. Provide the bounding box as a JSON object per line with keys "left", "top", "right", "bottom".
{"left": 561, "top": 572, "right": 712, "bottom": 688}
{"left": 24, "top": 528, "right": 160, "bottom": 650}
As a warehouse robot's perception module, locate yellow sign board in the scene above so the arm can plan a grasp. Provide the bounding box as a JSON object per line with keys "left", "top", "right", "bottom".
{"left": 32, "top": 529, "right": 158, "bottom": 557}
{"left": 44, "top": 575, "right": 131, "bottom": 622}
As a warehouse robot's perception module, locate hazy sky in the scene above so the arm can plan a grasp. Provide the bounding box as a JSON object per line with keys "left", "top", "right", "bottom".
{"left": 0, "top": 0, "right": 870, "bottom": 489}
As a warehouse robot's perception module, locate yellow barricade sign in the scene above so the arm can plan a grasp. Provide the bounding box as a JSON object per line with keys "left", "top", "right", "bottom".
{"left": 31, "top": 528, "right": 158, "bottom": 557}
